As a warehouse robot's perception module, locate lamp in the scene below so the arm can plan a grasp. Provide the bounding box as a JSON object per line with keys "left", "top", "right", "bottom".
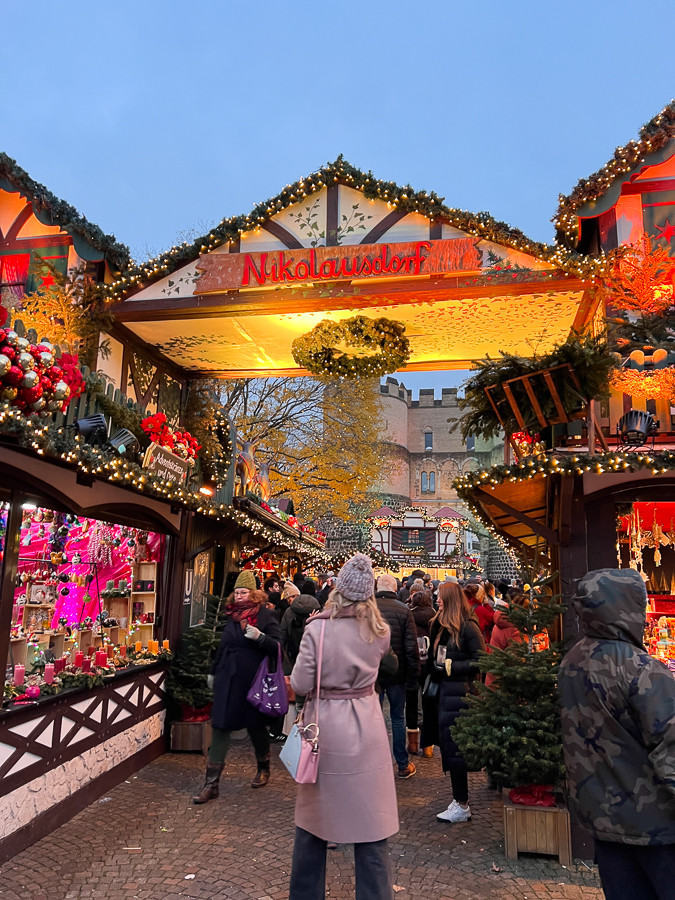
{"left": 108, "top": 429, "right": 140, "bottom": 458}
{"left": 616, "top": 409, "right": 659, "bottom": 449}
{"left": 73, "top": 414, "right": 108, "bottom": 445}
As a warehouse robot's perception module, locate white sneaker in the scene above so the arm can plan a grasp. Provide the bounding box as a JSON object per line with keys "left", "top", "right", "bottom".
{"left": 436, "top": 800, "right": 471, "bottom": 822}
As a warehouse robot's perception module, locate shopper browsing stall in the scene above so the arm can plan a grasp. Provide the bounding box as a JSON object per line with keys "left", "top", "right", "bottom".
{"left": 193, "top": 571, "right": 282, "bottom": 803}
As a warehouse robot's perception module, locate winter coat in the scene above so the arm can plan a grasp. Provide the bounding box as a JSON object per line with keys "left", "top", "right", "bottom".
{"left": 421, "top": 615, "right": 485, "bottom": 772}
{"left": 290, "top": 606, "right": 399, "bottom": 844}
{"left": 559, "top": 568, "right": 675, "bottom": 847}
{"left": 374, "top": 591, "right": 420, "bottom": 689}
{"left": 267, "top": 591, "right": 289, "bottom": 622}
{"left": 280, "top": 594, "right": 320, "bottom": 670}
{"left": 410, "top": 605, "right": 434, "bottom": 640}
{"left": 210, "top": 606, "right": 281, "bottom": 731}
{"left": 468, "top": 599, "right": 494, "bottom": 645}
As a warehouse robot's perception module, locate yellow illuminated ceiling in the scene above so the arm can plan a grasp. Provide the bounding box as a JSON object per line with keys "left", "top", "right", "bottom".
{"left": 122, "top": 287, "right": 587, "bottom": 377}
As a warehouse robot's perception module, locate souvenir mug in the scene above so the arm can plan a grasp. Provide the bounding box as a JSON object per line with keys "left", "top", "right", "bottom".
{"left": 417, "top": 635, "right": 430, "bottom": 662}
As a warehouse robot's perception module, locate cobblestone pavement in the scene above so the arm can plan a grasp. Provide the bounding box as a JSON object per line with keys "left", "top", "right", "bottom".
{"left": 0, "top": 738, "right": 604, "bottom": 900}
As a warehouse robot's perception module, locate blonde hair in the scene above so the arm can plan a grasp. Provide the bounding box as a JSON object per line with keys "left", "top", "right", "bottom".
{"left": 325, "top": 589, "right": 388, "bottom": 642}
{"left": 432, "top": 582, "right": 472, "bottom": 647}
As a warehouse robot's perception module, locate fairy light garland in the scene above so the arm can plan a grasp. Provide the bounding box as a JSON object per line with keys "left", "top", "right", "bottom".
{"left": 0, "top": 403, "right": 331, "bottom": 562}
{"left": 106, "top": 156, "right": 612, "bottom": 301}
{"left": 554, "top": 100, "right": 675, "bottom": 245}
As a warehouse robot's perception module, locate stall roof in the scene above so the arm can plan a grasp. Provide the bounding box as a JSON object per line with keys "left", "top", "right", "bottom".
{"left": 554, "top": 101, "right": 675, "bottom": 246}
{"left": 469, "top": 477, "right": 552, "bottom": 558}
{"left": 111, "top": 158, "right": 593, "bottom": 378}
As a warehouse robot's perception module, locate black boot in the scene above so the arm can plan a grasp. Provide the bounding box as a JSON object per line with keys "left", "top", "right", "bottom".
{"left": 251, "top": 758, "right": 270, "bottom": 788}
{"left": 192, "top": 763, "right": 223, "bottom": 804}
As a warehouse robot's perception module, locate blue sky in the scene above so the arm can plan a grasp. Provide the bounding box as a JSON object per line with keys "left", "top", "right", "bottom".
{"left": 4, "top": 1, "right": 675, "bottom": 394}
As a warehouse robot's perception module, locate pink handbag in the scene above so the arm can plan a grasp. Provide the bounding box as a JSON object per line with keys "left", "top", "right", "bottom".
{"left": 279, "top": 620, "right": 325, "bottom": 784}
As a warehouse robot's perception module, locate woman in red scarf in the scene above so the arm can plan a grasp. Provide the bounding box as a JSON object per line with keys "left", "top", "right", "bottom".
{"left": 192, "top": 570, "right": 281, "bottom": 803}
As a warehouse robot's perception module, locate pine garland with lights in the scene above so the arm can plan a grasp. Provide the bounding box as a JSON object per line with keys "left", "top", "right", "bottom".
{"left": 554, "top": 100, "right": 675, "bottom": 246}
{"left": 455, "top": 333, "right": 617, "bottom": 441}
{"left": 108, "top": 155, "right": 609, "bottom": 299}
{"left": 0, "top": 402, "right": 331, "bottom": 562}
{"left": 292, "top": 315, "right": 410, "bottom": 378}
{"left": 453, "top": 573, "right": 566, "bottom": 789}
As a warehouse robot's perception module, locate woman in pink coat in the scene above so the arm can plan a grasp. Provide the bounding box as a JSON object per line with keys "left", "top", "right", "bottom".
{"left": 289, "top": 552, "right": 399, "bottom": 900}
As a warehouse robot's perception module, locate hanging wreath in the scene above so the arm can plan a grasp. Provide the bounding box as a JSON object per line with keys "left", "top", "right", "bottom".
{"left": 292, "top": 315, "right": 410, "bottom": 378}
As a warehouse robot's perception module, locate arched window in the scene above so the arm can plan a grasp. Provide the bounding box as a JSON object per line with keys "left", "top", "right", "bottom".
{"left": 421, "top": 472, "right": 428, "bottom": 493}
{"left": 429, "top": 472, "right": 435, "bottom": 492}
{"left": 424, "top": 429, "right": 433, "bottom": 451}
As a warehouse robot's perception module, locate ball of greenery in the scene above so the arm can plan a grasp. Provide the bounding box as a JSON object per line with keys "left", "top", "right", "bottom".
{"left": 292, "top": 315, "right": 410, "bottom": 378}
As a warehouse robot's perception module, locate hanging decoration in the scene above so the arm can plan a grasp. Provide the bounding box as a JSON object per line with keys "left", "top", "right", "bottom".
{"left": 141, "top": 412, "right": 200, "bottom": 462}
{"left": 610, "top": 367, "right": 675, "bottom": 401}
{"left": 291, "top": 315, "right": 410, "bottom": 378}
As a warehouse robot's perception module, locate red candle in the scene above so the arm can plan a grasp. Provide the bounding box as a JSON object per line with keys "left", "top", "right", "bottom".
{"left": 88, "top": 645, "right": 96, "bottom": 657}
{"left": 107, "top": 644, "right": 114, "bottom": 658}
{"left": 82, "top": 657, "right": 92, "bottom": 672}
{"left": 95, "top": 650, "right": 107, "bottom": 667}
{"left": 54, "top": 658, "right": 66, "bottom": 674}
{"left": 119, "top": 646, "right": 127, "bottom": 658}
{"left": 44, "top": 663, "right": 54, "bottom": 684}
{"left": 74, "top": 651, "right": 84, "bottom": 668}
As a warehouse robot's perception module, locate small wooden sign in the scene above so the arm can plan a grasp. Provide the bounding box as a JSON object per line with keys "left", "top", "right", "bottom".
{"left": 142, "top": 442, "right": 191, "bottom": 484}
{"left": 194, "top": 238, "right": 481, "bottom": 294}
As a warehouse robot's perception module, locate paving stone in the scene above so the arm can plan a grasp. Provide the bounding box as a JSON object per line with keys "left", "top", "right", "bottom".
{"left": 1, "top": 742, "right": 603, "bottom": 899}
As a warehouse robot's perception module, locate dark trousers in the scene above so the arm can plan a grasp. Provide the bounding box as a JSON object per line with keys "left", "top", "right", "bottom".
{"left": 289, "top": 826, "right": 393, "bottom": 900}
{"left": 405, "top": 688, "right": 418, "bottom": 729}
{"left": 595, "top": 840, "right": 675, "bottom": 900}
{"left": 208, "top": 724, "right": 270, "bottom": 765}
{"left": 448, "top": 765, "right": 469, "bottom": 804}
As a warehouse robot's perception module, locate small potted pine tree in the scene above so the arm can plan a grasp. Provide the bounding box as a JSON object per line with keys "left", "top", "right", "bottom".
{"left": 453, "top": 574, "right": 572, "bottom": 864}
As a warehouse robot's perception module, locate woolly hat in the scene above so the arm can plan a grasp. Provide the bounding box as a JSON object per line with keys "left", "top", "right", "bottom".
{"left": 444, "top": 575, "right": 459, "bottom": 583}
{"left": 234, "top": 570, "right": 257, "bottom": 591}
{"left": 282, "top": 581, "right": 301, "bottom": 601}
{"left": 376, "top": 574, "right": 398, "bottom": 594}
{"left": 336, "top": 553, "right": 375, "bottom": 602}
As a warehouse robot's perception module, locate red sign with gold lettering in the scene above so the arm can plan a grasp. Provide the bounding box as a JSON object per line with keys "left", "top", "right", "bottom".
{"left": 194, "top": 238, "right": 481, "bottom": 294}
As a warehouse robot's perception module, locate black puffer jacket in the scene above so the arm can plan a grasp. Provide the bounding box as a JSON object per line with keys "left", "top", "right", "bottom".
{"left": 421, "top": 615, "right": 484, "bottom": 772}
{"left": 411, "top": 605, "right": 435, "bottom": 640}
{"left": 280, "top": 594, "right": 321, "bottom": 671}
{"left": 375, "top": 591, "right": 420, "bottom": 689}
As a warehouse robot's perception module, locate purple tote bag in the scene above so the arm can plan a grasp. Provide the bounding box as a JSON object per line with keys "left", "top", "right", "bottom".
{"left": 247, "top": 643, "right": 289, "bottom": 716}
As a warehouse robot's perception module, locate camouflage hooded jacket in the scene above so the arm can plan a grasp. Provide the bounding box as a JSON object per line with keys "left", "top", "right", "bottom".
{"left": 558, "top": 568, "right": 675, "bottom": 846}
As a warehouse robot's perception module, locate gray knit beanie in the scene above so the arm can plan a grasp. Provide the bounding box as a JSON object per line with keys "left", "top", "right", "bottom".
{"left": 336, "top": 553, "right": 375, "bottom": 602}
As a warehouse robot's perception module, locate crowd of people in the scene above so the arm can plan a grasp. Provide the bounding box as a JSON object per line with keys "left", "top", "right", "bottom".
{"left": 189, "top": 556, "right": 675, "bottom": 900}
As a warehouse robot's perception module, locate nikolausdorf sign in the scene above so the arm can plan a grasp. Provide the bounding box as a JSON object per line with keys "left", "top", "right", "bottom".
{"left": 142, "top": 442, "right": 191, "bottom": 484}
{"left": 195, "top": 238, "right": 481, "bottom": 293}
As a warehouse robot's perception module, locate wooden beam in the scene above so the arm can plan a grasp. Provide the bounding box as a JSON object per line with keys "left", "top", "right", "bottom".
{"left": 502, "top": 383, "right": 526, "bottom": 429}
{"left": 521, "top": 377, "right": 548, "bottom": 428}
{"left": 543, "top": 371, "right": 568, "bottom": 421}
{"left": 360, "top": 210, "right": 407, "bottom": 244}
{"left": 261, "top": 220, "right": 303, "bottom": 250}
{"left": 326, "top": 184, "right": 339, "bottom": 246}
{"left": 112, "top": 276, "right": 587, "bottom": 323}
{"left": 475, "top": 487, "right": 559, "bottom": 545}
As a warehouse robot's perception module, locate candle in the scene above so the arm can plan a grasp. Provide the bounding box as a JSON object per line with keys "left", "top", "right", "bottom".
{"left": 54, "top": 657, "right": 66, "bottom": 674}
{"left": 107, "top": 643, "right": 114, "bottom": 658}
{"left": 74, "top": 651, "right": 84, "bottom": 668}
{"left": 162, "top": 640, "right": 170, "bottom": 651}
{"left": 95, "top": 650, "right": 107, "bottom": 667}
{"left": 119, "top": 645, "right": 127, "bottom": 658}
{"left": 88, "top": 645, "right": 96, "bottom": 657}
{"left": 149, "top": 640, "right": 157, "bottom": 654}
{"left": 44, "top": 663, "right": 54, "bottom": 684}
{"left": 82, "top": 657, "right": 92, "bottom": 673}
{"left": 135, "top": 641, "right": 142, "bottom": 653}
{"left": 14, "top": 664, "right": 25, "bottom": 686}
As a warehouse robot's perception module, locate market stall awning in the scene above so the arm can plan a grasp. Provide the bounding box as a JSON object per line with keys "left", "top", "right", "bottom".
{"left": 471, "top": 476, "right": 553, "bottom": 557}
{"left": 110, "top": 161, "right": 595, "bottom": 378}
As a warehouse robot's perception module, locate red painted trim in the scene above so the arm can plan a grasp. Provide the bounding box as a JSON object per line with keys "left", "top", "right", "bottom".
{"left": 622, "top": 178, "right": 675, "bottom": 195}
{"left": 0, "top": 235, "right": 72, "bottom": 250}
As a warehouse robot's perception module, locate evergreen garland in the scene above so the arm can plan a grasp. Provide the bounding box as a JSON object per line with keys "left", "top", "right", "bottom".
{"left": 292, "top": 315, "right": 410, "bottom": 378}
{"left": 453, "top": 574, "right": 567, "bottom": 789}
{"left": 455, "top": 333, "right": 618, "bottom": 440}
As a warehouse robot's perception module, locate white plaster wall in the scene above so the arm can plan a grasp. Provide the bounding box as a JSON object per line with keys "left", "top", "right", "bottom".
{"left": 0, "top": 711, "right": 164, "bottom": 841}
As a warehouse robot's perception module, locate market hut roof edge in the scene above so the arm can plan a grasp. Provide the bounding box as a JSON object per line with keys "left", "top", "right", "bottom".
{"left": 109, "top": 154, "right": 588, "bottom": 300}
{"left": 553, "top": 100, "right": 675, "bottom": 246}
{"left": 0, "top": 151, "right": 131, "bottom": 273}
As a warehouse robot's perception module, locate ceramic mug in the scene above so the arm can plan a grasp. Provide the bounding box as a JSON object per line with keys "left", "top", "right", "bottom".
{"left": 417, "top": 636, "right": 430, "bottom": 661}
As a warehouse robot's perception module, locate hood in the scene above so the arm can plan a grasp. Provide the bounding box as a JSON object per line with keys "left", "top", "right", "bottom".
{"left": 573, "top": 568, "right": 647, "bottom": 648}
{"left": 292, "top": 594, "right": 321, "bottom": 616}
